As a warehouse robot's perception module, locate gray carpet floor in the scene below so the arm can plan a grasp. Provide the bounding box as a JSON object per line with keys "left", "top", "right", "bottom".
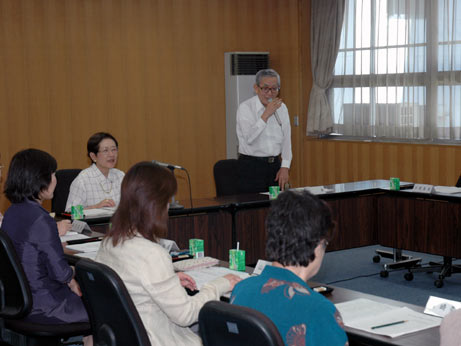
{"left": 312, "top": 245, "right": 461, "bottom": 307}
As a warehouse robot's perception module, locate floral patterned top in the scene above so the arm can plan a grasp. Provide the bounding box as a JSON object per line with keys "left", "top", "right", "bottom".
{"left": 231, "top": 265, "right": 348, "bottom": 346}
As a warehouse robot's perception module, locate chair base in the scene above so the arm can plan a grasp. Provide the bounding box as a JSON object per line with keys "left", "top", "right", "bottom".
{"left": 404, "top": 256, "right": 461, "bottom": 288}
{"left": 2, "top": 328, "right": 60, "bottom": 346}
{"left": 374, "top": 248, "right": 422, "bottom": 278}
{"left": 1, "top": 320, "right": 90, "bottom": 346}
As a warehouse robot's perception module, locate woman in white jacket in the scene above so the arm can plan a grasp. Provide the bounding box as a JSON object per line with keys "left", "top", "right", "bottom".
{"left": 96, "top": 161, "right": 240, "bottom": 345}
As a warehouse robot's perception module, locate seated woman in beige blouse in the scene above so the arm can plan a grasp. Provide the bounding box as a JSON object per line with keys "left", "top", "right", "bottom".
{"left": 96, "top": 161, "right": 240, "bottom": 346}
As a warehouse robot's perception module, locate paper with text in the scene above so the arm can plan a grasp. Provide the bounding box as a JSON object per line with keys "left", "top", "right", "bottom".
{"left": 336, "top": 298, "right": 441, "bottom": 338}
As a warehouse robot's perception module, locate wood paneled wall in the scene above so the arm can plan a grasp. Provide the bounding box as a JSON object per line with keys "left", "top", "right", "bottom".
{"left": 0, "top": 0, "right": 303, "bottom": 212}
{"left": 1, "top": 0, "right": 459, "bottom": 213}
{"left": 303, "top": 139, "right": 461, "bottom": 187}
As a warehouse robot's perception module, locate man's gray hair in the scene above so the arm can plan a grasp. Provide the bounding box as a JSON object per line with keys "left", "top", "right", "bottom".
{"left": 255, "top": 69, "right": 281, "bottom": 87}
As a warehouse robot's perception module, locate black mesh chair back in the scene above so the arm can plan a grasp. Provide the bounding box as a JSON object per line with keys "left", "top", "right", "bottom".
{"left": 51, "top": 169, "right": 81, "bottom": 214}
{"left": 456, "top": 175, "right": 461, "bottom": 187}
{"left": 199, "top": 300, "right": 284, "bottom": 346}
{"left": 75, "top": 259, "right": 151, "bottom": 346}
{"left": 0, "top": 229, "right": 90, "bottom": 346}
{"left": 213, "top": 159, "right": 241, "bottom": 197}
{"left": 0, "top": 229, "right": 32, "bottom": 319}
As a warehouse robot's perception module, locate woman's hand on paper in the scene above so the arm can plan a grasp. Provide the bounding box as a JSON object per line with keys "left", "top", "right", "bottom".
{"left": 224, "top": 274, "right": 242, "bottom": 290}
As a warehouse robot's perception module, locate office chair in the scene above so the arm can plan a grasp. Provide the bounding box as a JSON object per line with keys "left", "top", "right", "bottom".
{"left": 199, "top": 300, "right": 284, "bottom": 346}
{"left": 0, "top": 229, "right": 91, "bottom": 346}
{"left": 51, "top": 169, "right": 82, "bottom": 214}
{"left": 213, "top": 159, "right": 241, "bottom": 197}
{"left": 401, "top": 176, "right": 461, "bottom": 288}
{"left": 75, "top": 259, "right": 151, "bottom": 346}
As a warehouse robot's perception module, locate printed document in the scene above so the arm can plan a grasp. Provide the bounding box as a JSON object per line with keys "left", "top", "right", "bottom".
{"left": 336, "top": 298, "right": 441, "bottom": 338}
{"left": 186, "top": 266, "right": 250, "bottom": 290}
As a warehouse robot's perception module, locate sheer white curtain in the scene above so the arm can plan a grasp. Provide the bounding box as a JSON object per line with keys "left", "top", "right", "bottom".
{"left": 331, "top": 0, "right": 461, "bottom": 141}
{"left": 307, "top": 0, "right": 345, "bottom": 135}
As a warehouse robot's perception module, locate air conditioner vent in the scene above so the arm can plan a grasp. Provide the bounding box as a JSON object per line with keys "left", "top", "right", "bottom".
{"left": 231, "top": 54, "right": 269, "bottom": 75}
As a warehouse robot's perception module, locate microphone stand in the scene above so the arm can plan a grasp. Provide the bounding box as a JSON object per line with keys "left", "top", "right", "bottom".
{"left": 167, "top": 167, "right": 184, "bottom": 210}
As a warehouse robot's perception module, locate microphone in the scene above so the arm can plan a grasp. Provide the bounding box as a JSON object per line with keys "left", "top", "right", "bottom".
{"left": 268, "top": 98, "right": 282, "bottom": 127}
{"left": 152, "top": 160, "right": 184, "bottom": 170}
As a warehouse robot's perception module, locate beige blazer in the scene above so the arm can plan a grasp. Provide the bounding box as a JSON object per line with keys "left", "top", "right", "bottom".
{"left": 96, "top": 235, "right": 230, "bottom": 346}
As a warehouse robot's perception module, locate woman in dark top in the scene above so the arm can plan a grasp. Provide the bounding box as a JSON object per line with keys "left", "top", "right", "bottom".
{"left": 2, "top": 149, "right": 89, "bottom": 328}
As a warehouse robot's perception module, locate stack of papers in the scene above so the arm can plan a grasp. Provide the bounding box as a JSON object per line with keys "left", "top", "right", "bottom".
{"left": 335, "top": 298, "right": 441, "bottom": 338}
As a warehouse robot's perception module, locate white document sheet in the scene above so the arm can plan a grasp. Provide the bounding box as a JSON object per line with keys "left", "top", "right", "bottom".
{"left": 66, "top": 241, "right": 102, "bottom": 253}
{"left": 60, "top": 231, "right": 89, "bottom": 243}
{"left": 336, "top": 298, "right": 441, "bottom": 338}
{"left": 185, "top": 266, "right": 250, "bottom": 291}
{"left": 83, "top": 207, "right": 116, "bottom": 218}
{"left": 290, "top": 186, "right": 333, "bottom": 194}
{"left": 434, "top": 186, "right": 461, "bottom": 194}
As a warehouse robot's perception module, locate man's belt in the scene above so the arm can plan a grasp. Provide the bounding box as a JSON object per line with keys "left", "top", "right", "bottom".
{"left": 239, "top": 154, "right": 280, "bottom": 164}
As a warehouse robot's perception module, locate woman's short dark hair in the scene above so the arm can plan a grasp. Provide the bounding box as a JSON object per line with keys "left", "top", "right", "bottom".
{"left": 107, "top": 161, "right": 177, "bottom": 246}
{"left": 265, "top": 190, "right": 333, "bottom": 267}
{"left": 4, "top": 149, "right": 57, "bottom": 203}
{"left": 87, "top": 132, "right": 118, "bottom": 160}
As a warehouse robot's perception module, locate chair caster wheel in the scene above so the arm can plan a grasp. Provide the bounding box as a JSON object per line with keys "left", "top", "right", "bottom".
{"left": 380, "top": 270, "right": 389, "bottom": 278}
{"left": 434, "top": 279, "right": 444, "bottom": 288}
{"left": 404, "top": 272, "right": 413, "bottom": 281}
{"left": 373, "top": 255, "right": 381, "bottom": 263}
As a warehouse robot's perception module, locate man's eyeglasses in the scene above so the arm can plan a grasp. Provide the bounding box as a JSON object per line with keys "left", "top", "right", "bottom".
{"left": 258, "top": 85, "right": 280, "bottom": 93}
{"left": 98, "top": 147, "right": 118, "bottom": 155}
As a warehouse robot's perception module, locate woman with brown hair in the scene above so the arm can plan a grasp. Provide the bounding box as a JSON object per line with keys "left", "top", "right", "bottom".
{"left": 96, "top": 161, "right": 240, "bottom": 345}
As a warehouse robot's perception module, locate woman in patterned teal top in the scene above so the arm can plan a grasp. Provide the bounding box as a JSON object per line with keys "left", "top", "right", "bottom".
{"left": 231, "top": 190, "right": 348, "bottom": 346}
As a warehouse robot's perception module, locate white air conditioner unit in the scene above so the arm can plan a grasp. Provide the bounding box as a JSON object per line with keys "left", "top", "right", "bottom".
{"left": 224, "top": 52, "right": 269, "bottom": 159}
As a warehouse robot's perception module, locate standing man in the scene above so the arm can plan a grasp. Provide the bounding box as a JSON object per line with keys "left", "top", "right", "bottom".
{"left": 236, "top": 69, "right": 292, "bottom": 193}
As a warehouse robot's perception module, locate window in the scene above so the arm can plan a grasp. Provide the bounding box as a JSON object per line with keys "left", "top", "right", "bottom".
{"left": 332, "top": 0, "right": 461, "bottom": 141}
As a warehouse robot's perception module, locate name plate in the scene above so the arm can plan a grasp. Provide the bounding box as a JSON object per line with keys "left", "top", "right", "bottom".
{"left": 412, "top": 184, "right": 433, "bottom": 193}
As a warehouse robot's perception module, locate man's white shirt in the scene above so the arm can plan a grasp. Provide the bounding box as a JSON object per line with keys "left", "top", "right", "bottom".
{"left": 236, "top": 95, "right": 292, "bottom": 168}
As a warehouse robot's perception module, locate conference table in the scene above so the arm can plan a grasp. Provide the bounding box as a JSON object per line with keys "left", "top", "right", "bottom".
{"left": 167, "top": 180, "right": 394, "bottom": 264}
{"left": 84, "top": 179, "right": 461, "bottom": 264}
